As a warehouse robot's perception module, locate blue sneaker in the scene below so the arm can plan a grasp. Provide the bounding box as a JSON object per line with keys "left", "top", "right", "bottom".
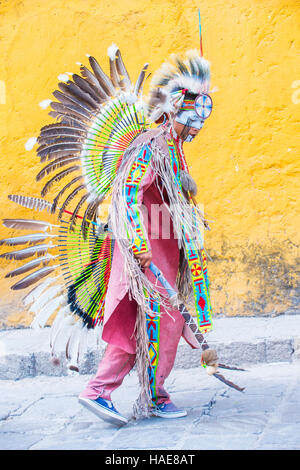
{"left": 78, "top": 396, "right": 128, "bottom": 426}
{"left": 152, "top": 401, "right": 187, "bottom": 419}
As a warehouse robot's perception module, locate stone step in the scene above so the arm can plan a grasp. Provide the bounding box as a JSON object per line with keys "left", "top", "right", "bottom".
{"left": 0, "top": 315, "right": 299, "bottom": 380}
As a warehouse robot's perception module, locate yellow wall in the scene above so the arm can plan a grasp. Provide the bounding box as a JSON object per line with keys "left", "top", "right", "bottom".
{"left": 0, "top": 0, "right": 299, "bottom": 326}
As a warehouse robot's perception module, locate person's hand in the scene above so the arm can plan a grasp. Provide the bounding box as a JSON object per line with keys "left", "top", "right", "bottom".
{"left": 134, "top": 250, "right": 152, "bottom": 269}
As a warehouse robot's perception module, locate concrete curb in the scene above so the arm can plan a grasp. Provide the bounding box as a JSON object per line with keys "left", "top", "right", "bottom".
{"left": 0, "top": 315, "right": 299, "bottom": 380}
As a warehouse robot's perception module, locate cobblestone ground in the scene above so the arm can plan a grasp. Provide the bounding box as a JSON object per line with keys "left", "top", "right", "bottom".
{"left": 0, "top": 362, "right": 299, "bottom": 450}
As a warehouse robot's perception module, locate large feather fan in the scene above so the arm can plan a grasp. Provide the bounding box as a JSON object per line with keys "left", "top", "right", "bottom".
{"left": 0, "top": 46, "right": 150, "bottom": 370}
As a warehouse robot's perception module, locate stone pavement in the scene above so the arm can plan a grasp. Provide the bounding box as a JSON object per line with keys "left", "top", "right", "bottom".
{"left": 0, "top": 361, "right": 300, "bottom": 450}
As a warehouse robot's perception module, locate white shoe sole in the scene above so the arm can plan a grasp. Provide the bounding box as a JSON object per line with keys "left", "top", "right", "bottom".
{"left": 152, "top": 410, "right": 187, "bottom": 419}
{"left": 78, "top": 397, "right": 128, "bottom": 426}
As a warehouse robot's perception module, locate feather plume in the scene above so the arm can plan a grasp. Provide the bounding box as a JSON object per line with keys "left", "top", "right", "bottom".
{"left": 115, "top": 49, "right": 131, "bottom": 91}
{"left": 39, "top": 148, "right": 81, "bottom": 163}
{"left": 36, "top": 156, "right": 80, "bottom": 182}
{"left": 50, "top": 313, "right": 76, "bottom": 358}
{"left": 23, "top": 276, "right": 61, "bottom": 306}
{"left": 66, "top": 322, "right": 89, "bottom": 369}
{"left": 40, "top": 122, "right": 86, "bottom": 135}
{"left": 50, "top": 101, "right": 92, "bottom": 121}
{"left": 37, "top": 134, "right": 83, "bottom": 147}
{"left": 49, "top": 305, "right": 71, "bottom": 348}
{"left": 65, "top": 321, "right": 83, "bottom": 361}
{"left": 11, "top": 265, "right": 58, "bottom": 290}
{"left": 72, "top": 74, "right": 102, "bottom": 102}
{"left": 134, "top": 63, "right": 149, "bottom": 97}
{"left": 0, "top": 243, "right": 55, "bottom": 261}
{"left": 5, "top": 254, "right": 57, "bottom": 278}
{"left": 79, "top": 65, "right": 109, "bottom": 100}
{"left": 48, "top": 106, "right": 90, "bottom": 128}
{"left": 37, "top": 142, "right": 82, "bottom": 160}
{"left": 38, "top": 128, "right": 84, "bottom": 142}
{"left": 31, "top": 294, "right": 67, "bottom": 329}
{"left": 171, "top": 54, "right": 189, "bottom": 75}
{"left": 109, "top": 56, "right": 120, "bottom": 89}
{"left": 58, "top": 184, "right": 85, "bottom": 220}
{"left": 8, "top": 195, "right": 52, "bottom": 213}
{"left": 41, "top": 166, "right": 80, "bottom": 197}
{"left": 53, "top": 90, "right": 94, "bottom": 113}
{"left": 147, "top": 87, "right": 172, "bottom": 122}
{"left": 29, "top": 284, "right": 63, "bottom": 314}
{"left": 50, "top": 305, "right": 74, "bottom": 355}
{"left": 51, "top": 175, "right": 83, "bottom": 213}
{"left": 65, "top": 82, "right": 100, "bottom": 111}
{"left": 0, "top": 232, "right": 56, "bottom": 247}
{"left": 107, "top": 43, "right": 119, "bottom": 61}
{"left": 88, "top": 56, "right": 115, "bottom": 96}
{"left": 2, "top": 219, "right": 55, "bottom": 231}
{"left": 69, "top": 193, "right": 89, "bottom": 231}
{"left": 48, "top": 111, "right": 86, "bottom": 128}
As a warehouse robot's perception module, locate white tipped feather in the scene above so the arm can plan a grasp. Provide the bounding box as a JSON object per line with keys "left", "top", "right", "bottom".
{"left": 66, "top": 321, "right": 87, "bottom": 367}
{"left": 75, "top": 324, "right": 89, "bottom": 366}
{"left": 107, "top": 43, "right": 119, "bottom": 61}
{"left": 57, "top": 74, "right": 69, "bottom": 82}
{"left": 29, "top": 284, "right": 64, "bottom": 314}
{"left": 31, "top": 294, "right": 67, "bottom": 329}
{"left": 50, "top": 305, "right": 72, "bottom": 348}
{"left": 39, "top": 99, "right": 52, "bottom": 110}
{"left": 23, "top": 276, "right": 61, "bottom": 306}
{"left": 50, "top": 314, "right": 76, "bottom": 358}
{"left": 25, "top": 137, "right": 37, "bottom": 151}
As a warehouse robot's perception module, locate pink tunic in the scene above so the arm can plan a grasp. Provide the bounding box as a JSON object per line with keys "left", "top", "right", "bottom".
{"left": 101, "top": 164, "right": 199, "bottom": 353}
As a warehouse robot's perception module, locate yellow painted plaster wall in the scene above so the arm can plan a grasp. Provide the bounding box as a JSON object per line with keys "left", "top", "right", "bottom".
{"left": 0, "top": 0, "right": 299, "bottom": 327}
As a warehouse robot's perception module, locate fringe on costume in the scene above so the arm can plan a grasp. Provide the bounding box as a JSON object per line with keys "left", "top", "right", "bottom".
{"left": 109, "top": 126, "right": 207, "bottom": 417}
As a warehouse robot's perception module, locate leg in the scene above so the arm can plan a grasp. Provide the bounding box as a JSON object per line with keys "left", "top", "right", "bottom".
{"left": 78, "top": 343, "right": 136, "bottom": 425}
{"left": 79, "top": 343, "right": 136, "bottom": 400}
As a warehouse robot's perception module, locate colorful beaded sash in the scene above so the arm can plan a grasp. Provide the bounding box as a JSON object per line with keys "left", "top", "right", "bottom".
{"left": 167, "top": 138, "right": 212, "bottom": 333}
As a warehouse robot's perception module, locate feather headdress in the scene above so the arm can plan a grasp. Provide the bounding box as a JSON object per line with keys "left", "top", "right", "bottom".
{"left": 147, "top": 50, "right": 211, "bottom": 122}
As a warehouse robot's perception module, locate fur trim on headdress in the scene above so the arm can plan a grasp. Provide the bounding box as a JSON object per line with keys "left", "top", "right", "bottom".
{"left": 147, "top": 50, "right": 211, "bottom": 122}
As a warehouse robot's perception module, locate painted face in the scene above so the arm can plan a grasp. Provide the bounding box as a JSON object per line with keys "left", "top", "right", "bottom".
{"left": 174, "top": 92, "right": 213, "bottom": 141}
{"left": 175, "top": 109, "right": 205, "bottom": 130}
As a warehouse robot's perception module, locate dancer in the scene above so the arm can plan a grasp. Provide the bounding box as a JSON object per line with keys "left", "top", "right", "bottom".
{"left": 0, "top": 45, "right": 214, "bottom": 426}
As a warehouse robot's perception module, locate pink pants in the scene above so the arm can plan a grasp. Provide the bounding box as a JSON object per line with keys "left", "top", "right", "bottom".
{"left": 80, "top": 297, "right": 185, "bottom": 404}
